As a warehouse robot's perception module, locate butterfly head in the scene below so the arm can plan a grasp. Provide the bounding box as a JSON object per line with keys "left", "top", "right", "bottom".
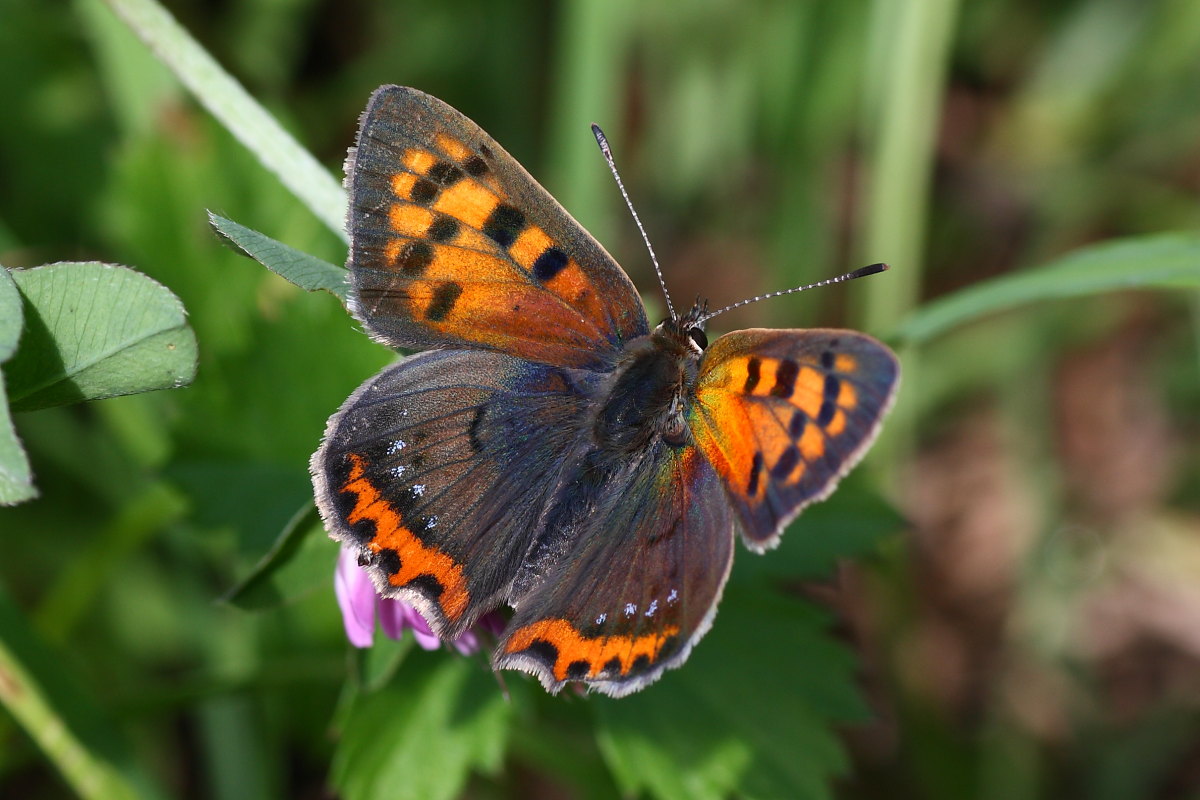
{"left": 654, "top": 299, "right": 709, "bottom": 356}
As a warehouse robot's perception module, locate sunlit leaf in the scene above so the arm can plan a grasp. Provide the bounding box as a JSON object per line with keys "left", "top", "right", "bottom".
{"left": 589, "top": 480, "right": 898, "bottom": 799}
{"left": 332, "top": 654, "right": 512, "bottom": 800}
{"left": 208, "top": 212, "right": 349, "bottom": 303}
{"left": 0, "top": 266, "right": 34, "bottom": 504}
{"left": 5, "top": 262, "right": 197, "bottom": 411}
{"left": 595, "top": 587, "right": 863, "bottom": 800}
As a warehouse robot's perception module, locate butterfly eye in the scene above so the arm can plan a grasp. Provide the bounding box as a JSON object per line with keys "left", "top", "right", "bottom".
{"left": 687, "top": 328, "right": 708, "bottom": 350}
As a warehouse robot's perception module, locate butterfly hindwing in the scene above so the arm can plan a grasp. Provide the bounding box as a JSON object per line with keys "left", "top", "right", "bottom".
{"left": 346, "top": 85, "right": 649, "bottom": 369}
{"left": 311, "top": 349, "right": 592, "bottom": 637}
{"left": 496, "top": 440, "right": 735, "bottom": 697}
{"left": 690, "top": 328, "right": 899, "bottom": 550}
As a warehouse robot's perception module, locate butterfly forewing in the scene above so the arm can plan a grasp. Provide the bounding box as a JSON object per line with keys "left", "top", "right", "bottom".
{"left": 689, "top": 329, "right": 899, "bottom": 550}
{"left": 346, "top": 86, "right": 649, "bottom": 369}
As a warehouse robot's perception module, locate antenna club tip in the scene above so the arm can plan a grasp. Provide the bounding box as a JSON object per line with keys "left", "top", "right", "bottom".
{"left": 852, "top": 262, "right": 889, "bottom": 279}
{"left": 591, "top": 124, "right": 613, "bottom": 158}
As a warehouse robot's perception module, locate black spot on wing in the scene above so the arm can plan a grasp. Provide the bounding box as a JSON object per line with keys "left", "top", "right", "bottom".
{"left": 347, "top": 517, "right": 375, "bottom": 545}
{"left": 428, "top": 216, "right": 459, "bottom": 242}
{"left": 426, "top": 282, "right": 463, "bottom": 321}
{"left": 410, "top": 179, "right": 438, "bottom": 205}
{"left": 770, "top": 359, "right": 799, "bottom": 398}
{"left": 566, "top": 660, "right": 591, "bottom": 680}
{"left": 772, "top": 445, "right": 800, "bottom": 480}
{"left": 521, "top": 639, "right": 559, "bottom": 668}
{"left": 427, "top": 161, "right": 462, "bottom": 186}
{"left": 744, "top": 357, "right": 762, "bottom": 393}
{"left": 788, "top": 411, "right": 807, "bottom": 440}
{"left": 747, "top": 450, "right": 763, "bottom": 495}
{"left": 817, "top": 374, "right": 840, "bottom": 426}
{"left": 405, "top": 573, "right": 446, "bottom": 600}
{"left": 482, "top": 204, "right": 526, "bottom": 247}
{"left": 398, "top": 241, "right": 434, "bottom": 275}
{"left": 468, "top": 406, "right": 486, "bottom": 452}
{"left": 377, "top": 548, "right": 401, "bottom": 576}
{"left": 531, "top": 247, "right": 569, "bottom": 282}
{"left": 463, "top": 155, "right": 489, "bottom": 176}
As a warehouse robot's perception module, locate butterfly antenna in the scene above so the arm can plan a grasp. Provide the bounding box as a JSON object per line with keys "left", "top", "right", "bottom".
{"left": 698, "top": 263, "right": 890, "bottom": 325}
{"left": 592, "top": 124, "right": 677, "bottom": 321}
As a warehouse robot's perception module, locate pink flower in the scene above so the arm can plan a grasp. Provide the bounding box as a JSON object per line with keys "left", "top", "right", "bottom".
{"left": 334, "top": 546, "right": 500, "bottom": 654}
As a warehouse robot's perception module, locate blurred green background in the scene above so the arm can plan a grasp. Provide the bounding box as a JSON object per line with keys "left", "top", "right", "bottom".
{"left": 2, "top": 0, "right": 1199, "bottom": 798}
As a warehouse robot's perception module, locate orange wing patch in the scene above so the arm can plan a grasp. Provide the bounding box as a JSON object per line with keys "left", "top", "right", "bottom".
{"left": 402, "top": 148, "right": 438, "bottom": 174}
{"left": 381, "top": 144, "right": 611, "bottom": 327}
{"left": 434, "top": 133, "right": 473, "bottom": 165}
{"left": 338, "top": 454, "right": 470, "bottom": 623}
{"left": 387, "top": 204, "right": 434, "bottom": 237}
{"left": 505, "top": 618, "right": 681, "bottom": 681}
{"left": 509, "top": 225, "right": 554, "bottom": 269}
{"left": 694, "top": 349, "right": 866, "bottom": 500}
{"left": 432, "top": 180, "right": 501, "bottom": 228}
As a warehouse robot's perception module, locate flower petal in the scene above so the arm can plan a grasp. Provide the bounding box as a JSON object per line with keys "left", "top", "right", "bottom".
{"left": 450, "top": 629, "right": 479, "bottom": 655}
{"left": 376, "top": 597, "right": 409, "bottom": 640}
{"left": 404, "top": 606, "right": 442, "bottom": 651}
{"left": 335, "top": 547, "right": 377, "bottom": 648}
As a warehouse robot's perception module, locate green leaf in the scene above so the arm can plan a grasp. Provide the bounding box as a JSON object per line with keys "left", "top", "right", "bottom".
{"left": 331, "top": 653, "right": 512, "bottom": 800}
{"left": 209, "top": 212, "right": 349, "bottom": 304}
{"left": 594, "top": 585, "right": 865, "bottom": 800}
{"left": 750, "top": 474, "right": 903, "bottom": 581}
{"left": 351, "top": 635, "right": 416, "bottom": 694}
{"left": 5, "top": 262, "right": 197, "bottom": 411}
{"left": 0, "top": 264, "right": 21, "bottom": 362}
{"left": 0, "top": 584, "right": 165, "bottom": 800}
{"left": 0, "top": 266, "right": 35, "bottom": 504}
{"left": 590, "top": 483, "right": 897, "bottom": 800}
{"left": 892, "top": 232, "right": 1200, "bottom": 344}
{"left": 223, "top": 501, "right": 338, "bottom": 610}
{"left": 0, "top": 370, "right": 34, "bottom": 505}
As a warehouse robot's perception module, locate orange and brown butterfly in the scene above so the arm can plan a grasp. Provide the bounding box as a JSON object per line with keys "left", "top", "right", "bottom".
{"left": 311, "top": 85, "right": 899, "bottom": 697}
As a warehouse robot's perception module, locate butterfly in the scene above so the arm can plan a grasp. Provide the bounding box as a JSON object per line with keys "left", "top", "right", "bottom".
{"left": 311, "top": 85, "right": 899, "bottom": 697}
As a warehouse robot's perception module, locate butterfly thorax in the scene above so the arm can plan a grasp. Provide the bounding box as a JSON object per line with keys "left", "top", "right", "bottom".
{"left": 592, "top": 321, "right": 704, "bottom": 456}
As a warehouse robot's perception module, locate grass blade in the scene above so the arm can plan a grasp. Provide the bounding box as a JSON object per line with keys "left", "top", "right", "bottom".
{"left": 893, "top": 232, "right": 1200, "bottom": 344}
{"left": 100, "top": 0, "right": 347, "bottom": 238}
